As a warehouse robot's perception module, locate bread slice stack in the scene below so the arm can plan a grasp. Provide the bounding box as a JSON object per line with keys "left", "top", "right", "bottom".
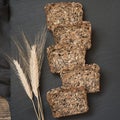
{"left": 45, "top": 2, "right": 100, "bottom": 118}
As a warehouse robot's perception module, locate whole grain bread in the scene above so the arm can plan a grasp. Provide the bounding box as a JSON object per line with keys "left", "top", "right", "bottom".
{"left": 53, "top": 21, "right": 91, "bottom": 49}
{"left": 60, "top": 64, "right": 100, "bottom": 93}
{"left": 44, "top": 2, "right": 83, "bottom": 31}
{"left": 47, "top": 43, "right": 86, "bottom": 73}
{"left": 47, "top": 86, "right": 88, "bottom": 118}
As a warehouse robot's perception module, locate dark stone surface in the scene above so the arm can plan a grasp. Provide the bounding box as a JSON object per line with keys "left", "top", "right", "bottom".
{"left": 10, "top": 0, "right": 120, "bottom": 120}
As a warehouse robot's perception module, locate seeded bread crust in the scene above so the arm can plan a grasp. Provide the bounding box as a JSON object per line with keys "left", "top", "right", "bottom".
{"left": 44, "top": 2, "right": 83, "bottom": 31}
{"left": 60, "top": 64, "right": 100, "bottom": 93}
{"left": 53, "top": 21, "right": 91, "bottom": 49}
{"left": 47, "top": 43, "right": 86, "bottom": 73}
{"left": 47, "top": 86, "right": 89, "bottom": 118}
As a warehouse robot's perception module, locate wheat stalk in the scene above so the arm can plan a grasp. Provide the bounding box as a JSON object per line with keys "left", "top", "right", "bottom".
{"left": 12, "top": 59, "right": 39, "bottom": 119}
{"left": 29, "top": 45, "right": 44, "bottom": 120}
{"left": 11, "top": 27, "right": 47, "bottom": 120}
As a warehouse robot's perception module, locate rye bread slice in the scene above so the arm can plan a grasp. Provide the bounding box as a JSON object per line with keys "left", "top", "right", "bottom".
{"left": 47, "top": 43, "right": 86, "bottom": 73}
{"left": 44, "top": 2, "right": 83, "bottom": 31}
{"left": 53, "top": 21, "right": 91, "bottom": 49}
{"left": 47, "top": 86, "right": 88, "bottom": 118}
{"left": 60, "top": 64, "right": 100, "bottom": 93}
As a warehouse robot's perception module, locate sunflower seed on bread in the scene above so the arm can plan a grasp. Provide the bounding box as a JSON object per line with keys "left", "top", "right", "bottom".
{"left": 47, "top": 86, "right": 88, "bottom": 118}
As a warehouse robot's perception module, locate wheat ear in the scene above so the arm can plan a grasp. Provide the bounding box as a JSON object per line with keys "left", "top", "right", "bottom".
{"left": 29, "top": 45, "right": 39, "bottom": 98}
{"left": 13, "top": 60, "right": 33, "bottom": 100}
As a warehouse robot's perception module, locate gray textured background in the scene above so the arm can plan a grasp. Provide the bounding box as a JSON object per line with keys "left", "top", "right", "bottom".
{"left": 10, "top": 0, "right": 120, "bottom": 120}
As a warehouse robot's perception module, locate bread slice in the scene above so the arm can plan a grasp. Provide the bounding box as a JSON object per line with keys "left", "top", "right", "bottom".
{"left": 47, "top": 86, "right": 88, "bottom": 118}
{"left": 47, "top": 43, "right": 86, "bottom": 73}
{"left": 60, "top": 64, "right": 100, "bottom": 93}
{"left": 44, "top": 2, "right": 83, "bottom": 31}
{"left": 53, "top": 21, "right": 91, "bottom": 49}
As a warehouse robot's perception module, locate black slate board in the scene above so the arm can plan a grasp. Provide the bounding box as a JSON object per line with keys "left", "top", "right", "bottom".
{"left": 10, "top": 0, "right": 120, "bottom": 120}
